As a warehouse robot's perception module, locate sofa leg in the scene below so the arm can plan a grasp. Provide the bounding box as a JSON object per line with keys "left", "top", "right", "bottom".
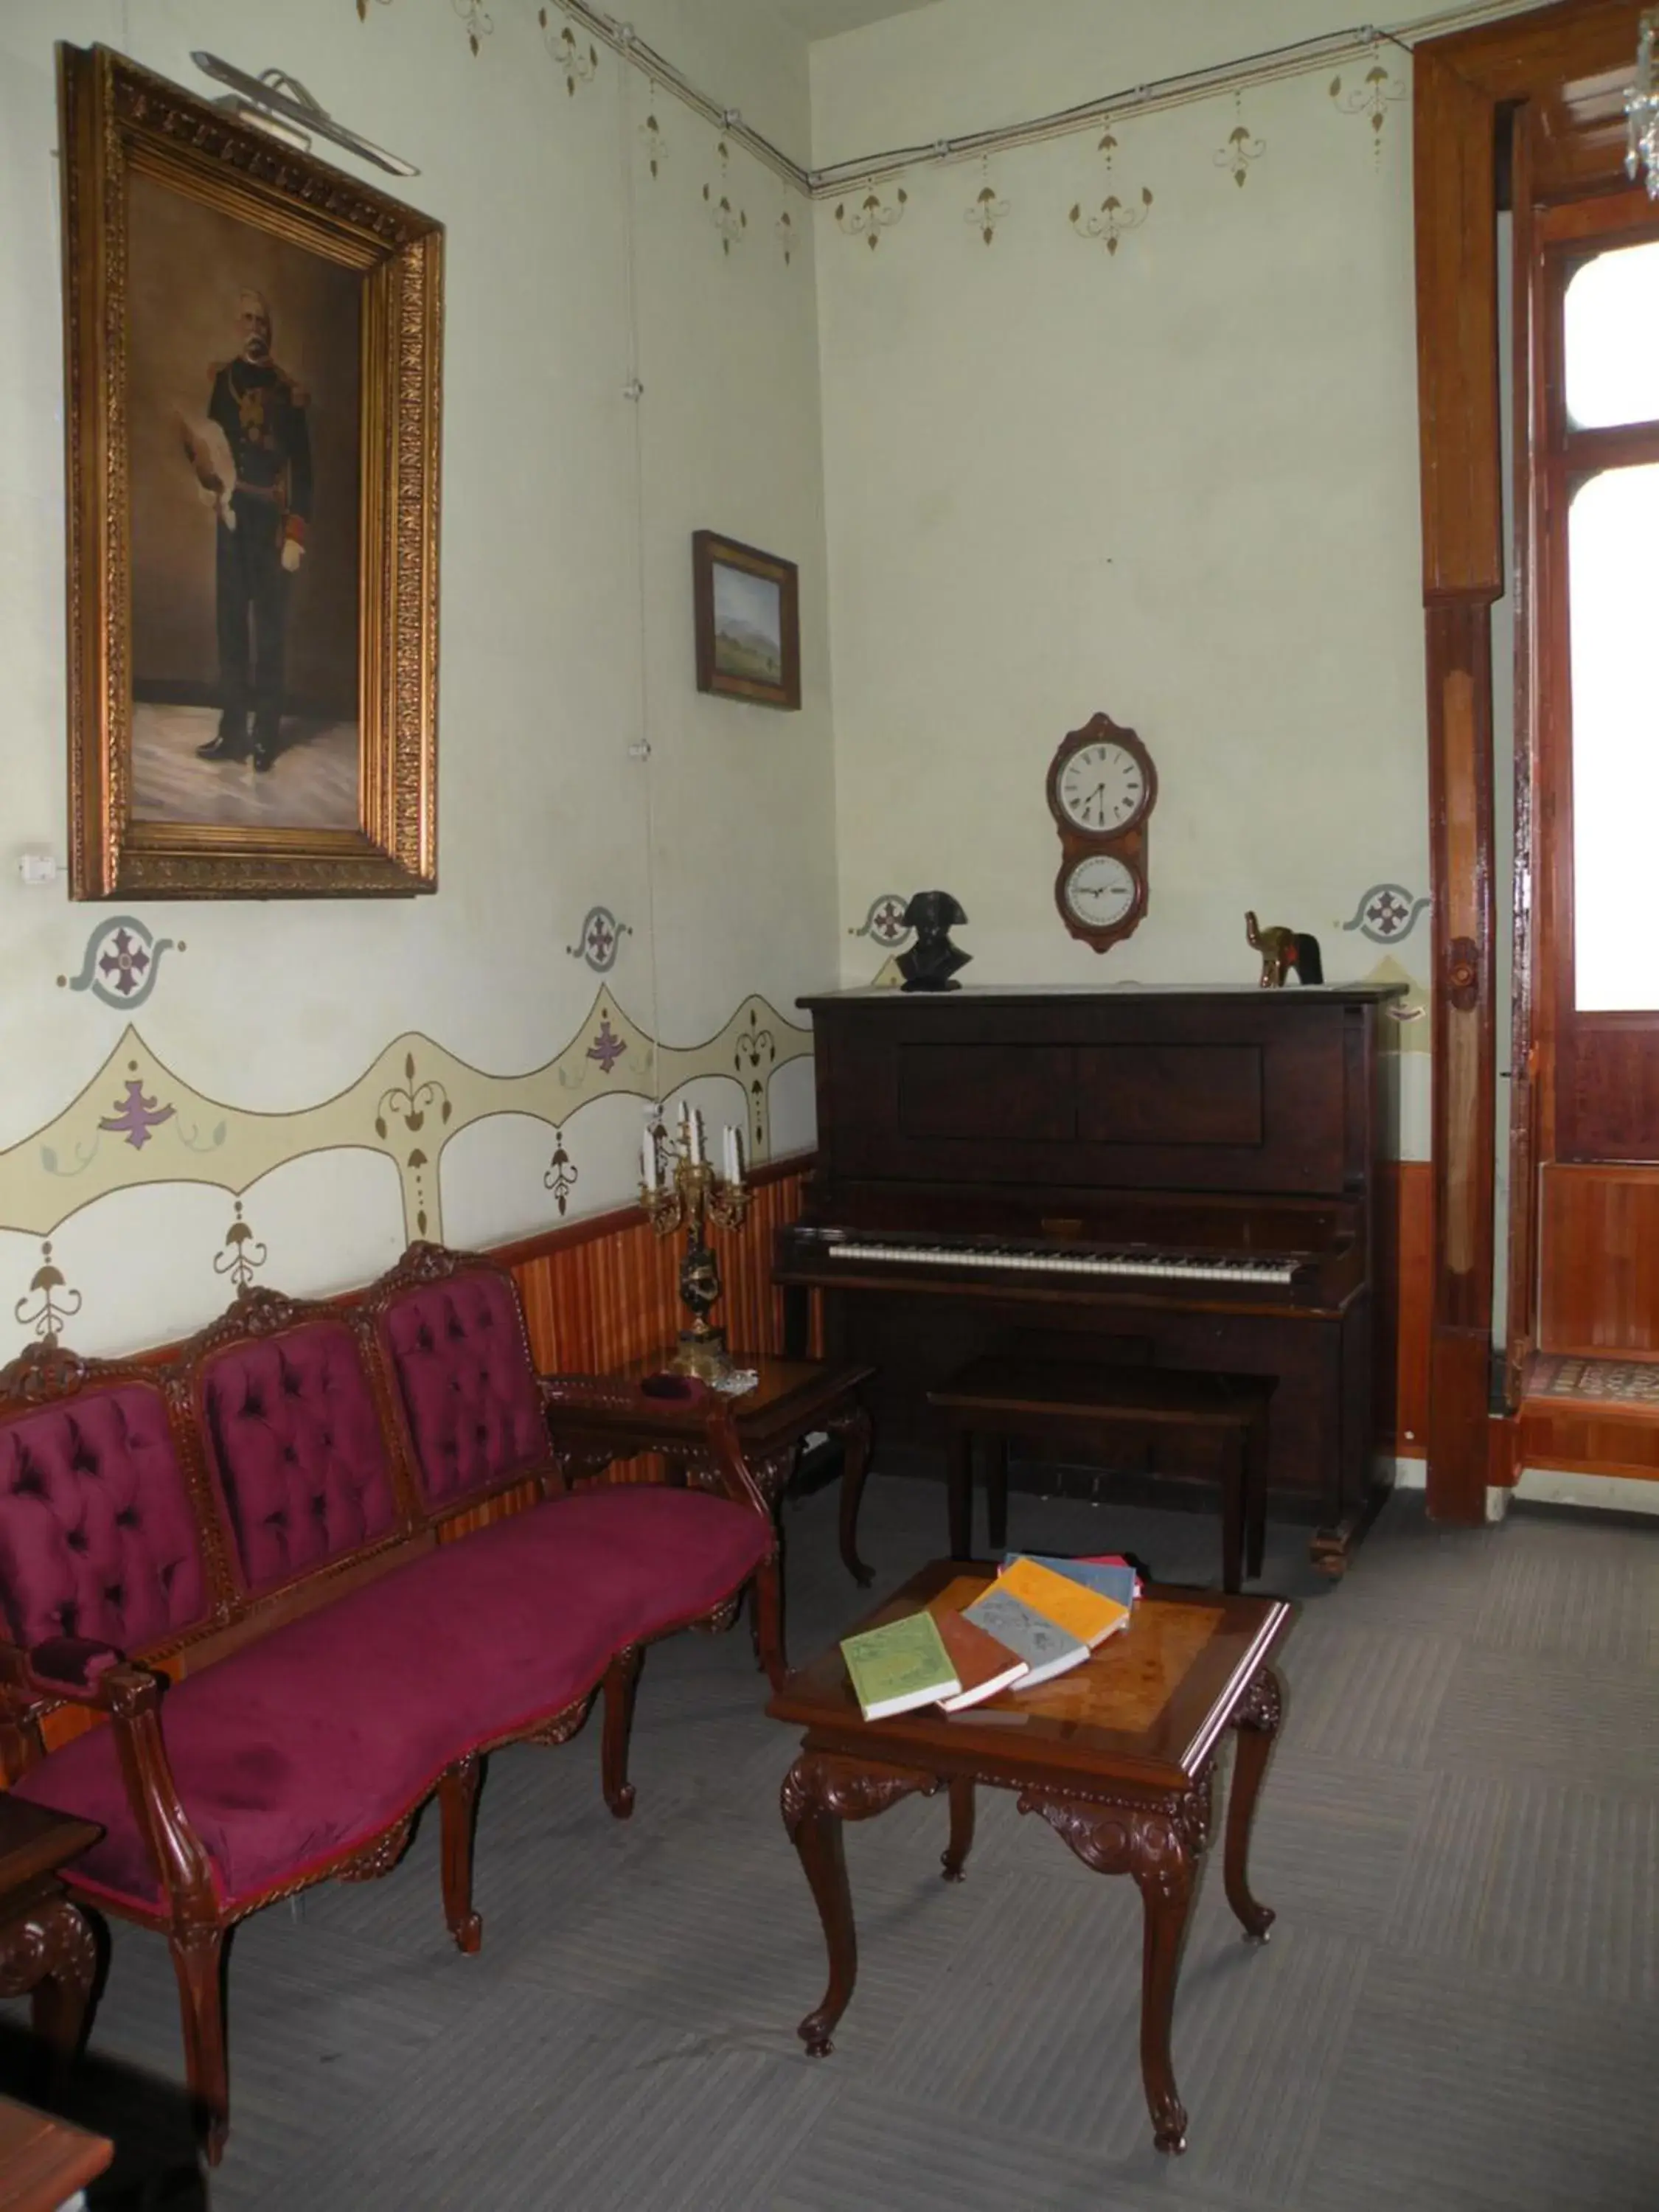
{"left": 168, "top": 1921, "right": 229, "bottom": 2166}
{"left": 438, "top": 1754, "right": 484, "bottom": 1955}
{"left": 602, "top": 1646, "right": 644, "bottom": 1820}
{"left": 751, "top": 1554, "right": 787, "bottom": 1690}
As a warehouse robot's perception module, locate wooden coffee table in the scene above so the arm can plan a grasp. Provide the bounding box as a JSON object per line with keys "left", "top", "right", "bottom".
{"left": 768, "top": 1563, "right": 1293, "bottom": 2155}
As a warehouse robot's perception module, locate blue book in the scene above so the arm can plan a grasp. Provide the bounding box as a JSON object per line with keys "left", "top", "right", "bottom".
{"left": 1003, "top": 1554, "right": 1139, "bottom": 1613}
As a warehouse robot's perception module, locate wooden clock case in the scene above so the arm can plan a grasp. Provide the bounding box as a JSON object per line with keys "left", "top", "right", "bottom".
{"left": 1046, "top": 711, "right": 1157, "bottom": 953}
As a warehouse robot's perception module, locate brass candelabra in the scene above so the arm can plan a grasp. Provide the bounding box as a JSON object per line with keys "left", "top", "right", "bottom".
{"left": 639, "top": 1105, "right": 751, "bottom": 1380}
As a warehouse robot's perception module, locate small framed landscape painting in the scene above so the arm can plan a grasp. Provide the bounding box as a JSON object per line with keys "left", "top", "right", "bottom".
{"left": 58, "top": 44, "right": 442, "bottom": 899}
{"left": 692, "top": 531, "right": 800, "bottom": 711}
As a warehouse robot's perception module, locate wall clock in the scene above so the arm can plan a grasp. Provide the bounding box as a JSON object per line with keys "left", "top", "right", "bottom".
{"left": 1046, "top": 712, "right": 1156, "bottom": 952}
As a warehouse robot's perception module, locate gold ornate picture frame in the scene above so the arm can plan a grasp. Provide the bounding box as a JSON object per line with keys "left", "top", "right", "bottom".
{"left": 59, "top": 44, "right": 442, "bottom": 899}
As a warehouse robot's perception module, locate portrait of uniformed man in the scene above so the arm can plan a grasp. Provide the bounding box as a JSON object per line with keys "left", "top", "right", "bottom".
{"left": 125, "top": 173, "right": 363, "bottom": 835}
{"left": 183, "top": 287, "right": 313, "bottom": 773}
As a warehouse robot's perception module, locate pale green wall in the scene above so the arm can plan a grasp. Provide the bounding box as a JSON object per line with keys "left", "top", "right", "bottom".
{"left": 0, "top": 0, "right": 837, "bottom": 1356}
{"left": 812, "top": 0, "right": 1438, "bottom": 1152}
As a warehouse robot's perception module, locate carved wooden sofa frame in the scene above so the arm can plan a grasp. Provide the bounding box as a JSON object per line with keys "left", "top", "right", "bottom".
{"left": 0, "top": 1242, "right": 782, "bottom": 2162}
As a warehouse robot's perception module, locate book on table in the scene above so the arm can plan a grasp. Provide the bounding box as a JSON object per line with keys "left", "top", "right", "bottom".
{"left": 841, "top": 1609, "right": 961, "bottom": 1719}
{"left": 961, "top": 1582, "right": 1090, "bottom": 1689}
{"left": 1003, "top": 1552, "right": 1140, "bottom": 1613}
{"left": 996, "top": 1556, "right": 1131, "bottom": 1650}
{"left": 928, "top": 1596, "right": 1030, "bottom": 1711}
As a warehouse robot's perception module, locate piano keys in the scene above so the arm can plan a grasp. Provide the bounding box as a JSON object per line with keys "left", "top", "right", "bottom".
{"left": 799, "top": 1228, "right": 1305, "bottom": 1290}
{"left": 774, "top": 984, "right": 1405, "bottom": 1576}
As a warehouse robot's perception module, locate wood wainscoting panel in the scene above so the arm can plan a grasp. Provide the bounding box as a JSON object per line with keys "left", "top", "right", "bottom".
{"left": 1379, "top": 1161, "right": 1433, "bottom": 1458}
{"left": 503, "top": 1161, "right": 813, "bottom": 1484}
{"left": 1539, "top": 1164, "right": 1659, "bottom": 1360}
{"left": 506, "top": 1160, "right": 810, "bottom": 1373}
{"left": 1517, "top": 1404, "right": 1659, "bottom": 1482}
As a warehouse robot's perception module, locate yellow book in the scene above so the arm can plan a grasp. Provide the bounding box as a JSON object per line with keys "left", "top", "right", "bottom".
{"left": 997, "top": 1556, "right": 1130, "bottom": 1650}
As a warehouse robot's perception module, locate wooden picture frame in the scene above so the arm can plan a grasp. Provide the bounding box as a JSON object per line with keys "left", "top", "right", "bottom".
{"left": 58, "top": 44, "right": 443, "bottom": 899}
{"left": 692, "top": 530, "right": 800, "bottom": 711}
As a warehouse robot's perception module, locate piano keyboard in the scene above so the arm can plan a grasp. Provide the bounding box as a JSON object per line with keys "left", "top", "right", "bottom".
{"left": 815, "top": 1237, "right": 1298, "bottom": 1288}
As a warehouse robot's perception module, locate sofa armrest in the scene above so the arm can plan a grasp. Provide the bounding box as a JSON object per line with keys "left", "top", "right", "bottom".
{"left": 0, "top": 1639, "right": 218, "bottom": 1921}
{"left": 24, "top": 1635, "right": 127, "bottom": 1700}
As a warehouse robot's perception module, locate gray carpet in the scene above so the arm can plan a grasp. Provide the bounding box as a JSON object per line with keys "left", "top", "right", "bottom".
{"left": 29, "top": 1475, "right": 1659, "bottom": 2211}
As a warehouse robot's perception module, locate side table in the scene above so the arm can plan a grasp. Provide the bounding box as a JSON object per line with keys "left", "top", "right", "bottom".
{"left": 0, "top": 1797, "right": 102, "bottom": 2091}
{"left": 546, "top": 1352, "right": 879, "bottom": 1655}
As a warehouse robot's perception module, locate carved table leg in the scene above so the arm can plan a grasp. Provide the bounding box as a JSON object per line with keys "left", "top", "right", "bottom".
{"left": 745, "top": 1446, "right": 798, "bottom": 1673}
{"left": 1224, "top": 1666, "right": 1282, "bottom": 1942}
{"left": 1135, "top": 1832, "right": 1198, "bottom": 2154}
{"left": 941, "top": 1775, "right": 975, "bottom": 1882}
{"left": 831, "top": 1404, "right": 876, "bottom": 1587}
{"left": 1021, "top": 1781, "right": 1209, "bottom": 2157}
{"left": 0, "top": 1891, "right": 100, "bottom": 2090}
{"left": 602, "top": 1645, "right": 644, "bottom": 1819}
{"left": 781, "top": 1751, "right": 939, "bottom": 2057}
{"left": 438, "top": 1753, "right": 484, "bottom": 1952}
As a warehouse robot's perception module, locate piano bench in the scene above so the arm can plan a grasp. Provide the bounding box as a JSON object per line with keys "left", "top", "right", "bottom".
{"left": 926, "top": 1356, "right": 1276, "bottom": 1594}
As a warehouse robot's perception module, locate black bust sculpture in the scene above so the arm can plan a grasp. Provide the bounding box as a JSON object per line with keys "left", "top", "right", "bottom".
{"left": 897, "top": 889, "right": 971, "bottom": 992}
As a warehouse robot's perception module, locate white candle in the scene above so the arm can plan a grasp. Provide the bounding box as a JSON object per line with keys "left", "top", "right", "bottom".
{"left": 641, "top": 1124, "right": 657, "bottom": 1191}
{"left": 723, "top": 1126, "right": 737, "bottom": 1183}
{"left": 689, "top": 1107, "right": 703, "bottom": 1163}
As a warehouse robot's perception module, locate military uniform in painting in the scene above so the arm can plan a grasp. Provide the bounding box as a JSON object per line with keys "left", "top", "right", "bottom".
{"left": 194, "top": 290, "right": 313, "bottom": 773}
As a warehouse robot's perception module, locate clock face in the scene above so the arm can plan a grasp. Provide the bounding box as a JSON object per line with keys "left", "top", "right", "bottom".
{"left": 1062, "top": 852, "right": 1139, "bottom": 931}
{"left": 1055, "top": 738, "right": 1150, "bottom": 834}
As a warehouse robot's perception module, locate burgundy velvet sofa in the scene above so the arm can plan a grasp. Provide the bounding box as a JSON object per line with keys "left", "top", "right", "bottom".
{"left": 0, "top": 1242, "right": 781, "bottom": 2160}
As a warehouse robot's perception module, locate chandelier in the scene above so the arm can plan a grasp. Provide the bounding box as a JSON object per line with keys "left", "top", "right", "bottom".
{"left": 1629, "top": 11, "right": 1659, "bottom": 198}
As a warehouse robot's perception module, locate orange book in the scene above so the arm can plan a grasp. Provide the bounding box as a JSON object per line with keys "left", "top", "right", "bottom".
{"left": 997, "top": 1555, "right": 1130, "bottom": 1650}
{"left": 928, "top": 1601, "right": 1029, "bottom": 1711}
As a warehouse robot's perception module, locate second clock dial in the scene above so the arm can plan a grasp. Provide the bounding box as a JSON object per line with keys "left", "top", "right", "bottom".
{"left": 1061, "top": 850, "right": 1141, "bottom": 930}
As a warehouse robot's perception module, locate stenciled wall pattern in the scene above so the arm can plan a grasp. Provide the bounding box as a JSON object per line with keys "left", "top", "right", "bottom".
{"left": 2, "top": 985, "right": 811, "bottom": 1355}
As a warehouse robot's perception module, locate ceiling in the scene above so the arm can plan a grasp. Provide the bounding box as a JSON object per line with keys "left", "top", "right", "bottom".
{"left": 773, "top": 0, "right": 939, "bottom": 42}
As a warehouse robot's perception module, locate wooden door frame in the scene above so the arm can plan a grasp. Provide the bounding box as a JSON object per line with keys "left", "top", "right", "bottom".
{"left": 1413, "top": 0, "right": 1644, "bottom": 1522}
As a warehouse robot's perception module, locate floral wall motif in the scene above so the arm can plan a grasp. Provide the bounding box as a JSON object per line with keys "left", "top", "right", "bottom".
{"left": 0, "top": 989, "right": 810, "bottom": 1256}
{"left": 566, "top": 905, "right": 633, "bottom": 972}
{"left": 58, "top": 917, "right": 184, "bottom": 1011}
{"left": 1340, "top": 883, "right": 1431, "bottom": 945}
{"left": 1069, "top": 125, "right": 1153, "bottom": 259}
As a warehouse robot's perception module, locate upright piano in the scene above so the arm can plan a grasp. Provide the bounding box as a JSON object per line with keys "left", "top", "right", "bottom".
{"left": 775, "top": 984, "right": 1405, "bottom": 1574}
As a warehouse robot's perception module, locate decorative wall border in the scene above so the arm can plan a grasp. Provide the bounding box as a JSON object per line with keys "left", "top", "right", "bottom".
{"left": 0, "top": 987, "right": 812, "bottom": 1248}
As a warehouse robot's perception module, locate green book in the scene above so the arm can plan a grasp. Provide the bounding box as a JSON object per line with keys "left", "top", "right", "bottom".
{"left": 841, "top": 1609, "right": 961, "bottom": 1720}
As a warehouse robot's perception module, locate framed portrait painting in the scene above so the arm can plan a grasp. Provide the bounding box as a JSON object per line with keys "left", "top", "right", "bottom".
{"left": 692, "top": 531, "right": 800, "bottom": 711}
{"left": 58, "top": 45, "right": 442, "bottom": 898}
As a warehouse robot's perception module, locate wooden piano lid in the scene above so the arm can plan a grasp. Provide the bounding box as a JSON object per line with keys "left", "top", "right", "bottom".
{"left": 800, "top": 983, "right": 1408, "bottom": 1008}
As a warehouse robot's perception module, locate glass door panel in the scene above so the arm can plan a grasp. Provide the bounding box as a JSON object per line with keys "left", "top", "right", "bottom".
{"left": 1568, "top": 462, "right": 1659, "bottom": 1011}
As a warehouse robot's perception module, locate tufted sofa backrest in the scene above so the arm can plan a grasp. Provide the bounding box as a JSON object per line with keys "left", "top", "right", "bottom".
{"left": 195, "top": 1319, "right": 403, "bottom": 1594}
{"left": 0, "top": 1377, "right": 212, "bottom": 1655}
{"left": 372, "top": 1262, "right": 552, "bottom": 1512}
